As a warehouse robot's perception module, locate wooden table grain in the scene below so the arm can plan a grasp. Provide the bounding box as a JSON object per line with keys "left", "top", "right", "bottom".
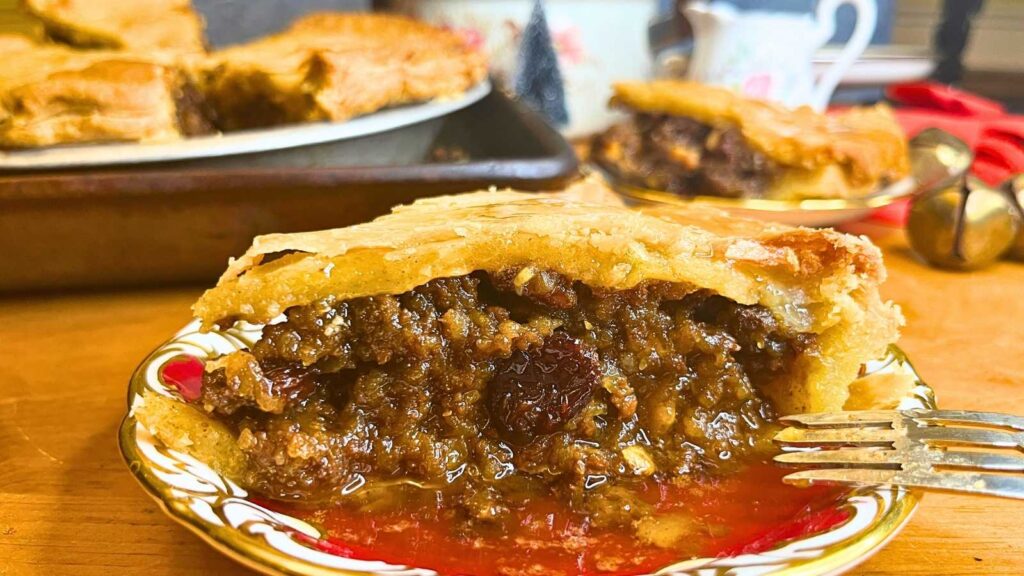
{"left": 2, "top": 226, "right": 1023, "bottom": 575}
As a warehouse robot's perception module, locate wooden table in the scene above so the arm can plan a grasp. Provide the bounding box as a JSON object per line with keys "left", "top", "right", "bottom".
{"left": 1, "top": 226, "right": 1022, "bottom": 575}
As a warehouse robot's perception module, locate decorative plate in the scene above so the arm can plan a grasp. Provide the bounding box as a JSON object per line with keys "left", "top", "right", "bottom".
{"left": 612, "top": 176, "right": 917, "bottom": 228}
{"left": 597, "top": 127, "right": 974, "bottom": 228}
{"left": 0, "top": 81, "right": 490, "bottom": 170}
{"left": 120, "top": 320, "right": 935, "bottom": 576}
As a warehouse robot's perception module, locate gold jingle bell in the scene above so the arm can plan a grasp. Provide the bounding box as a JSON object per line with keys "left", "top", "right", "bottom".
{"left": 1003, "top": 174, "right": 1024, "bottom": 261}
{"left": 907, "top": 176, "right": 1020, "bottom": 270}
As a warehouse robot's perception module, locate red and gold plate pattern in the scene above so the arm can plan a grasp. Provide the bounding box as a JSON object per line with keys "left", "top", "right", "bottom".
{"left": 120, "top": 320, "right": 932, "bottom": 576}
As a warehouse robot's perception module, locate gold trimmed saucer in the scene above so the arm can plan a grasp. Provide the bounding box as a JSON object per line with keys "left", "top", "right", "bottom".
{"left": 119, "top": 319, "right": 933, "bottom": 576}
{"left": 594, "top": 127, "right": 973, "bottom": 228}
{"left": 613, "top": 176, "right": 916, "bottom": 227}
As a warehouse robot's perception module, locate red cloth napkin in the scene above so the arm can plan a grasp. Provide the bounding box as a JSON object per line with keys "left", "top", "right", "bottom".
{"left": 870, "top": 82, "right": 1024, "bottom": 225}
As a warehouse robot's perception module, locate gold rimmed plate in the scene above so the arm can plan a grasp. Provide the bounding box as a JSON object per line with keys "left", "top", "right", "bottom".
{"left": 597, "top": 128, "right": 972, "bottom": 228}
{"left": 120, "top": 319, "right": 934, "bottom": 576}
{"left": 614, "top": 176, "right": 917, "bottom": 227}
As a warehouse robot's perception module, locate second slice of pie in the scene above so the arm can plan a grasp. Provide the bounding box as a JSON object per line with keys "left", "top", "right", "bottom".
{"left": 593, "top": 80, "right": 911, "bottom": 200}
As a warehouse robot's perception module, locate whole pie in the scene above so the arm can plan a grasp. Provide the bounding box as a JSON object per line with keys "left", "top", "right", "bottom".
{"left": 200, "top": 12, "right": 488, "bottom": 130}
{"left": 593, "top": 80, "right": 911, "bottom": 200}
{"left": 0, "top": 36, "right": 213, "bottom": 148}
{"left": 23, "top": 0, "right": 207, "bottom": 53}
{"left": 135, "top": 178, "right": 901, "bottom": 532}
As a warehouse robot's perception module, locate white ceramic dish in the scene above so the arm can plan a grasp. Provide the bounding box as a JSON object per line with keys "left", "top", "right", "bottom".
{"left": 0, "top": 81, "right": 491, "bottom": 170}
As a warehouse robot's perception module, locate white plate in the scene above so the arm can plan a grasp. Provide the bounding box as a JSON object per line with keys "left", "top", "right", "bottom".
{"left": 814, "top": 45, "right": 935, "bottom": 87}
{"left": 0, "top": 80, "right": 491, "bottom": 170}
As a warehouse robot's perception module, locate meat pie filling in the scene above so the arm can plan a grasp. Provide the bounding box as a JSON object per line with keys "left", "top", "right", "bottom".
{"left": 198, "top": 269, "right": 814, "bottom": 527}
{"left": 593, "top": 113, "right": 778, "bottom": 198}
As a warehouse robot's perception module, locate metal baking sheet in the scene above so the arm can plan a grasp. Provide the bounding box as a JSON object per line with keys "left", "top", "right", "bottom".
{"left": 0, "top": 89, "right": 578, "bottom": 292}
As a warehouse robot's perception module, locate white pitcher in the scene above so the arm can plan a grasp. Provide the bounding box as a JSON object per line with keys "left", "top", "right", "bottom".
{"left": 684, "top": 0, "right": 877, "bottom": 111}
{"left": 400, "top": 0, "right": 655, "bottom": 137}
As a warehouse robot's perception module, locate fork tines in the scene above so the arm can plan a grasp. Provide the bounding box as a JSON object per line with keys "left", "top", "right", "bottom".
{"left": 774, "top": 409, "right": 1024, "bottom": 500}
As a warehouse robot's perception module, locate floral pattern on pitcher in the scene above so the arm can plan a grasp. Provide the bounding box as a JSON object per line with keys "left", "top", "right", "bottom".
{"left": 684, "top": 0, "right": 878, "bottom": 110}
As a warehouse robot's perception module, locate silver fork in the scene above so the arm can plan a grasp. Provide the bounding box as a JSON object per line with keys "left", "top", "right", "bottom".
{"left": 774, "top": 409, "right": 1024, "bottom": 499}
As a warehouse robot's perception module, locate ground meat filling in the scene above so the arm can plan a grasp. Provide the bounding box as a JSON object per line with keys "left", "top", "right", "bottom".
{"left": 174, "top": 77, "right": 218, "bottom": 137}
{"left": 593, "top": 113, "right": 778, "bottom": 198}
{"left": 199, "top": 269, "right": 813, "bottom": 523}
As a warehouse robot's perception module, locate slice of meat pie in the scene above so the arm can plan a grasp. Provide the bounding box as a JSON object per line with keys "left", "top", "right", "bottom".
{"left": 136, "top": 178, "right": 900, "bottom": 525}
{"left": 0, "top": 38, "right": 213, "bottom": 148}
{"left": 593, "top": 80, "right": 911, "bottom": 200}
{"left": 200, "top": 12, "right": 487, "bottom": 130}
{"left": 23, "top": 0, "right": 207, "bottom": 53}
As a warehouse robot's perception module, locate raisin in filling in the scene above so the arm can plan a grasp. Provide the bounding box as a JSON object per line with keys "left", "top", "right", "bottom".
{"left": 198, "top": 269, "right": 813, "bottom": 525}
{"left": 592, "top": 113, "right": 778, "bottom": 198}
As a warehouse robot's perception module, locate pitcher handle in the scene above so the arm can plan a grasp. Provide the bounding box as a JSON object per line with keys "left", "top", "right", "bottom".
{"left": 810, "top": 0, "right": 877, "bottom": 111}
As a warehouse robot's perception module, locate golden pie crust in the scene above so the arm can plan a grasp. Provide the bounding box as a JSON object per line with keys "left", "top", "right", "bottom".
{"left": 1, "top": 11, "right": 484, "bottom": 147}
{"left": 195, "top": 177, "right": 901, "bottom": 414}
{"left": 610, "top": 80, "right": 911, "bottom": 199}
{"left": 23, "top": 0, "right": 207, "bottom": 53}
{"left": 201, "top": 12, "right": 487, "bottom": 130}
{"left": 0, "top": 36, "right": 212, "bottom": 148}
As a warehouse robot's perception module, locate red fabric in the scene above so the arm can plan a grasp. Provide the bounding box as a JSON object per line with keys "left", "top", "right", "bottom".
{"left": 888, "top": 82, "right": 1005, "bottom": 117}
{"left": 868, "top": 82, "right": 1024, "bottom": 226}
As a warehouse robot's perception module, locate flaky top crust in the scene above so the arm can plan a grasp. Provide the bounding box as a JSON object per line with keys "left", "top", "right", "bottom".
{"left": 210, "top": 12, "right": 472, "bottom": 64}
{"left": 206, "top": 12, "right": 485, "bottom": 90}
{"left": 23, "top": 0, "right": 206, "bottom": 53}
{"left": 196, "top": 178, "right": 891, "bottom": 332}
{"left": 194, "top": 177, "right": 900, "bottom": 413}
{"left": 612, "top": 80, "right": 910, "bottom": 186}
{"left": 0, "top": 38, "right": 182, "bottom": 91}
{"left": 201, "top": 12, "right": 486, "bottom": 127}
{"left": 0, "top": 38, "right": 198, "bottom": 147}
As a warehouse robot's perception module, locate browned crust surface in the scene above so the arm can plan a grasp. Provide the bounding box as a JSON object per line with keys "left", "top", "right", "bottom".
{"left": 0, "top": 37, "right": 211, "bottom": 148}
{"left": 0, "top": 12, "right": 483, "bottom": 145}
{"left": 23, "top": 0, "right": 207, "bottom": 53}
{"left": 194, "top": 177, "right": 901, "bottom": 413}
{"left": 611, "top": 80, "right": 910, "bottom": 195}
{"left": 201, "top": 12, "right": 487, "bottom": 129}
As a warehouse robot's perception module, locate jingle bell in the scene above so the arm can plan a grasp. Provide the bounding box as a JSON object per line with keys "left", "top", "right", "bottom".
{"left": 1003, "top": 174, "right": 1024, "bottom": 261}
{"left": 907, "top": 176, "right": 1020, "bottom": 270}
